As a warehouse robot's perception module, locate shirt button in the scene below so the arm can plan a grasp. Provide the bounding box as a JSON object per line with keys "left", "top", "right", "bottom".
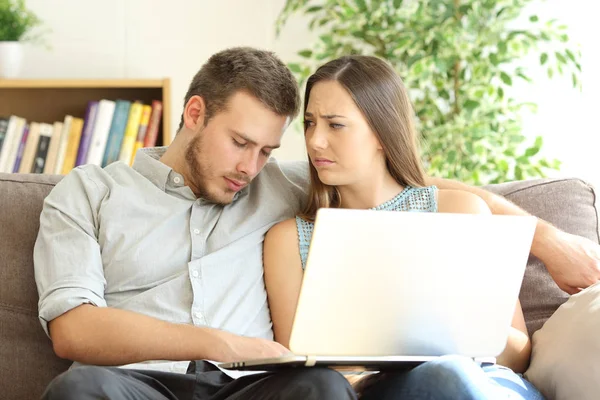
{"left": 173, "top": 177, "right": 181, "bottom": 184}
{"left": 192, "top": 270, "right": 199, "bottom": 278}
{"left": 193, "top": 228, "right": 200, "bottom": 235}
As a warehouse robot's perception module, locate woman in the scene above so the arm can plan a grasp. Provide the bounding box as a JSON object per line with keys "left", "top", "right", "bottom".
{"left": 263, "top": 55, "right": 543, "bottom": 399}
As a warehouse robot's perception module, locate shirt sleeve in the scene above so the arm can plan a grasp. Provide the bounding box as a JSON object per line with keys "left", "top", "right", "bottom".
{"left": 34, "top": 167, "right": 108, "bottom": 338}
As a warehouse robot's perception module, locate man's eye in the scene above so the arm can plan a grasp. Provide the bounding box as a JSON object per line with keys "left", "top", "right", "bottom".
{"left": 233, "top": 139, "right": 246, "bottom": 148}
{"left": 303, "top": 120, "right": 314, "bottom": 128}
{"left": 261, "top": 150, "right": 272, "bottom": 158}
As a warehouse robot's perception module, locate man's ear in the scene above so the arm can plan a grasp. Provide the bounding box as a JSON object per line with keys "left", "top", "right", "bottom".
{"left": 183, "top": 95, "right": 207, "bottom": 132}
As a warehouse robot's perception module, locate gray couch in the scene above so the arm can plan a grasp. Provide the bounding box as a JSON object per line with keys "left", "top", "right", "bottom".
{"left": 1, "top": 173, "right": 598, "bottom": 400}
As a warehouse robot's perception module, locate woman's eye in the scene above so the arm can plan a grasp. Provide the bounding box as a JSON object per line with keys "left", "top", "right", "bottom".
{"left": 261, "top": 150, "right": 272, "bottom": 158}
{"left": 303, "top": 120, "right": 314, "bottom": 129}
{"left": 330, "top": 123, "right": 344, "bottom": 129}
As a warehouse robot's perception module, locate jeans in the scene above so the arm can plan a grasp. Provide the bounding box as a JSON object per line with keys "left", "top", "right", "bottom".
{"left": 360, "top": 355, "right": 544, "bottom": 400}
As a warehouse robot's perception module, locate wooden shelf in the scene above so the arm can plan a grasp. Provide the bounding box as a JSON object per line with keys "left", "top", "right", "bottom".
{"left": 0, "top": 78, "right": 172, "bottom": 145}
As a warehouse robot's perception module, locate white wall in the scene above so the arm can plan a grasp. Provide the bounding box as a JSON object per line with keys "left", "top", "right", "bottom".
{"left": 19, "top": 0, "right": 599, "bottom": 187}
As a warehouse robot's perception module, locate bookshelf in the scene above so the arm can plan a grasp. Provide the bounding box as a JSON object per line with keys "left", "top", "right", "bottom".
{"left": 0, "top": 78, "right": 172, "bottom": 146}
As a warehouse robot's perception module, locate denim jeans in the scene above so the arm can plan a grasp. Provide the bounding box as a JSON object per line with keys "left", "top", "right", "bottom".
{"left": 360, "top": 355, "right": 544, "bottom": 400}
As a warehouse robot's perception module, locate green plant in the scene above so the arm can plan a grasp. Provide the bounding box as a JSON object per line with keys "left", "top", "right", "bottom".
{"left": 0, "top": 0, "right": 42, "bottom": 42}
{"left": 277, "top": 0, "right": 582, "bottom": 184}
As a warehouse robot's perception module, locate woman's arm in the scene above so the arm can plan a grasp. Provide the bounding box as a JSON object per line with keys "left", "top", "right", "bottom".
{"left": 496, "top": 301, "right": 531, "bottom": 373}
{"left": 437, "top": 189, "right": 531, "bottom": 373}
{"left": 263, "top": 218, "right": 305, "bottom": 348}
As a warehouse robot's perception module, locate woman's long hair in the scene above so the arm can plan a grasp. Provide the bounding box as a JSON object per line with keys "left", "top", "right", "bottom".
{"left": 299, "top": 55, "right": 426, "bottom": 221}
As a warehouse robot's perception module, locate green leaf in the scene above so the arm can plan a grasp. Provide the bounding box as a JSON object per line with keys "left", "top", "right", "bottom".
{"left": 298, "top": 50, "right": 313, "bottom": 58}
{"left": 490, "top": 53, "right": 499, "bottom": 66}
{"left": 500, "top": 72, "right": 512, "bottom": 86}
{"left": 393, "top": 0, "right": 403, "bottom": 8}
{"left": 529, "top": 15, "right": 539, "bottom": 22}
{"left": 498, "top": 87, "right": 504, "bottom": 99}
{"left": 288, "top": 63, "right": 302, "bottom": 73}
{"left": 547, "top": 68, "right": 554, "bottom": 79}
{"left": 540, "top": 53, "right": 548, "bottom": 65}
{"left": 555, "top": 52, "right": 567, "bottom": 64}
{"left": 354, "top": 0, "right": 367, "bottom": 11}
{"left": 525, "top": 146, "right": 540, "bottom": 157}
{"left": 498, "top": 159, "right": 509, "bottom": 172}
{"left": 464, "top": 100, "right": 480, "bottom": 111}
{"left": 565, "top": 49, "right": 576, "bottom": 62}
{"left": 447, "top": 150, "right": 457, "bottom": 163}
{"left": 306, "top": 6, "right": 322, "bottom": 13}
{"left": 515, "top": 165, "right": 524, "bottom": 180}
{"left": 517, "top": 72, "right": 532, "bottom": 83}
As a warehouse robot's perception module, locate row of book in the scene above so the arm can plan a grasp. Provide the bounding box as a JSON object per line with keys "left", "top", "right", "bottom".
{"left": 0, "top": 99, "right": 163, "bottom": 175}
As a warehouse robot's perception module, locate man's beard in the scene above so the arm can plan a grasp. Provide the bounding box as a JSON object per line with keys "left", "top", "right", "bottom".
{"left": 184, "top": 133, "right": 250, "bottom": 205}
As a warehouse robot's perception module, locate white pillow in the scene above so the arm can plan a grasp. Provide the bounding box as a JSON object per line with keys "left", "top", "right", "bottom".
{"left": 525, "top": 281, "right": 600, "bottom": 400}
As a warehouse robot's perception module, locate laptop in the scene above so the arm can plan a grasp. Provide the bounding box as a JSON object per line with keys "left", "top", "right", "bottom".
{"left": 220, "top": 208, "right": 537, "bottom": 371}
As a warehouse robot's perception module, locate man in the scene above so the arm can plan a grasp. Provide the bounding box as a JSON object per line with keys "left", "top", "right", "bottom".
{"left": 35, "top": 47, "right": 600, "bottom": 399}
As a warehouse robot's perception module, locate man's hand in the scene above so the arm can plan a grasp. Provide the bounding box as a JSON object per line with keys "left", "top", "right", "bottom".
{"left": 540, "top": 229, "right": 600, "bottom": 295}
{"left": 215, "top": 331, "right": 290, "bottom": 362}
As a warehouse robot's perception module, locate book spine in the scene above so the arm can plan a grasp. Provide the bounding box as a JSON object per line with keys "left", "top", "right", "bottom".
{"left": 102, "top": 100, "right": 131, "bottom": 167}
{"left": 12, "top": 124, "right": 29, "bottom": 173}
{"left": 118, "top": 102, "right": 144, "bottom": 164}
{"left": 32, "top": 124, "right": 53, "bottom": 173}
{"left": 143, "top": 100, "right": 163, "bottom": 148}
{"left": 75, "top": 101, "right": 100, "bottom": 166}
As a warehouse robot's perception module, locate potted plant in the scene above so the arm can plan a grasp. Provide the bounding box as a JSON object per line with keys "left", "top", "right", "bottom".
{"left": 0, "top": 0, "right": 42, "bottom": 78}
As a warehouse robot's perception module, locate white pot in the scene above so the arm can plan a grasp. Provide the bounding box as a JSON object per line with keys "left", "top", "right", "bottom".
{"left": 0, "top": 42, "right": 24, "bottom": 78}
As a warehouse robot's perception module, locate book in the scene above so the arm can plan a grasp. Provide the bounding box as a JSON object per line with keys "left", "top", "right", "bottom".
{"left": 61, "top": 118, "right": 84, "bottom": 174}
{"left": 131, "top": 104, "right": 152, "bottom": 164}
{"left": 86, "top": 99, "right": 116, "bottom": 166}
{"left": 75, "top": 101, "right": 99, "bottom": 166}
{"left": 0, "top": 117, "right": 8, "bottom": 156}
{"left": 18, "top": 122, "right": 41, "bottom": 173}
{"left": 53, "top": 116, "right": 73, "bottom": 175}
{"left": 102, "top": 100, "right": 131, "bottom": 167}
{"left": 31, "top": 124, "right": 53, "bottom": 173}
{"left": 143, "top": 100, "right": 163, "bottom": 148}
{"left": 12, "top": 124, "right": 29, "bottom": 173}
{"left": 0, "top": 116, "right": 23, "bottom": 173}
{"left": 43, "top": 121, "right": 64, "bottom": 174}
{"left": 118, "top": 102, "right": 144, "bottom": 164}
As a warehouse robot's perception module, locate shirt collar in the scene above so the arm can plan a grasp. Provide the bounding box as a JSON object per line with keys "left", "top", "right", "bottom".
{"left": 132, "top": 147, "right": 171, "bottom": 192}
{"left": 131, "top": 147, "right": 249, "bottom": 202}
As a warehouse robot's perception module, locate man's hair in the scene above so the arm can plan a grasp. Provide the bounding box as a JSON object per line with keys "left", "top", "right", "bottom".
{"left": 178, "top": 47, "right": 300, "bottom": 131}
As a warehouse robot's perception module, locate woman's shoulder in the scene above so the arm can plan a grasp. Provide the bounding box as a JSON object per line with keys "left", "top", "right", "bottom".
{"left": 436, "top": 189, "right": 491, "bottom": 215}
{"left": 266, "top": 218, "right": 299, "bottom": 240}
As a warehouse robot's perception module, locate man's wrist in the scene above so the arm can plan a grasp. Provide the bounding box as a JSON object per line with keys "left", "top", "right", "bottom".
{"left": 531, "top": 219, "right": 560, "bottom": 264}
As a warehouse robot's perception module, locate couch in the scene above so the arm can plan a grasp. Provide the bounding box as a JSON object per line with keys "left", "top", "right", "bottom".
{"left": 0, "top": 173, "right": 598, "bottom": 400}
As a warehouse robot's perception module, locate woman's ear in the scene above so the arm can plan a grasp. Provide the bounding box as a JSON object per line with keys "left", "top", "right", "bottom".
{"left": 182, "top": 95, "right": 207, "bottom": 132}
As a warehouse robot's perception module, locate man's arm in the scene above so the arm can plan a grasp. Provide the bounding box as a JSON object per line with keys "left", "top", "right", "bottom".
{"left": 427, "top": 176, "right": 600, "bottom": 294}
{"left": 35, "top": 168, "right": 287, "bottom": 366}
{"left": 49, "top": 304, "right": 287, "bottom": 365}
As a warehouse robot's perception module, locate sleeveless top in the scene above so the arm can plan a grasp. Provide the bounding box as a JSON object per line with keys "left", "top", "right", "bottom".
{"left": 295, "top": 185, "right": 438, "bottom": 270}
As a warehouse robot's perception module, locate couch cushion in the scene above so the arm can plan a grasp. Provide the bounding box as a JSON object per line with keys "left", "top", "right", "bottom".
{"left": 484, "top": 178, "right": 599, "bottom": 335}
{"left": 524, "top": 281, "right": 600, "bottom": 400}
{"left": 0, "top": 173, "right": 70, "bottom": 400}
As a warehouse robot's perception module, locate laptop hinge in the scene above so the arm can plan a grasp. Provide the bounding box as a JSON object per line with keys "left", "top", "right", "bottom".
{"left": 305, "top": 356, "right": 317, "bottom": 367}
